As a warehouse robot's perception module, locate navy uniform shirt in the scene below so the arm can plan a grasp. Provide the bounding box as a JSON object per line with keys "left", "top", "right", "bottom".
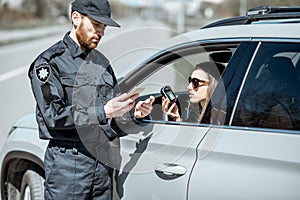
{"left": 28, "top": 32, "right": 119, "bottom": 142}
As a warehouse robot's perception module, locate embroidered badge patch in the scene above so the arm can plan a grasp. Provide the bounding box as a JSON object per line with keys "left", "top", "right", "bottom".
{"left": 36, "top": 65, "right": 51, "bottom": 83}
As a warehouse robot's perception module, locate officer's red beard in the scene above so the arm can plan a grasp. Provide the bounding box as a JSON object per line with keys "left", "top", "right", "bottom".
{"left": 76, "top": 20, "right": 99, "bottom": 52}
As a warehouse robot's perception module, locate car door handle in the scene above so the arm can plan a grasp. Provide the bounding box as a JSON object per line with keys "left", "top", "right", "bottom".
{"left": 155, "top": 163, "right": 187, "bottom": 180}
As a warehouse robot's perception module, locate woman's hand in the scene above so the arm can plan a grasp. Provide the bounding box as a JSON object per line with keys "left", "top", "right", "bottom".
{"left": 162, "top": 97, "right": 182, "bottom": 122}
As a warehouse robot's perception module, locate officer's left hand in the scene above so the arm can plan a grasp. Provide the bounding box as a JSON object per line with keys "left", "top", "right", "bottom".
{"left": 134, "top": 96, "right": 155, "bottom": 118}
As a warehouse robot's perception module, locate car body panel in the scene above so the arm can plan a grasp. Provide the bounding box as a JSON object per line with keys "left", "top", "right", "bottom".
{"left": 189, "top": 128, "right": 300, "bottom": 200}
{"left": 0, "top": 114, "right": 46, "bottom": 200}
{"left": 0, "top": 114, "right": 44, "bottom": 170}
{"left": 117, "top": 123, "right": 210, "bottom": 199}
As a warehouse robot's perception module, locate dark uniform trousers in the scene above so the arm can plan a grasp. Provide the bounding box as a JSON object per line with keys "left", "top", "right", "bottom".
{"left": 44, "top": 140, "right": 112, "bottom": 200}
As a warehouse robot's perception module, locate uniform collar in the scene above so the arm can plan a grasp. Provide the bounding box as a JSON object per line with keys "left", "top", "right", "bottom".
{"left": 63, "top": 32, "right": 86, "bottom": 58}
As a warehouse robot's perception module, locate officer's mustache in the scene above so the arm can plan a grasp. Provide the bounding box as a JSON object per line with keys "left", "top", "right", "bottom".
{"left": 92, "top": 34, "right": 101, "bottom": 41}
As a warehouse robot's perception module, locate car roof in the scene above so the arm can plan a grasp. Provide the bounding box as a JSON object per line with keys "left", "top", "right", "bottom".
{"left": 202, "top": 6, "right": 300, "bottom": 29}
{"left": 176, "top": 23, "right": 300, "bottom": 43}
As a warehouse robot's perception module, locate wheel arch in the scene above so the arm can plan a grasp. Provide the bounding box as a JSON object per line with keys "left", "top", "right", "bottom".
{"left": 1, "top": 151, "right": 44, "bottom": 200}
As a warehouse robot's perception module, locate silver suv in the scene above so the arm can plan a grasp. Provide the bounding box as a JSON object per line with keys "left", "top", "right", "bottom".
{"left": 1, "top": 6, "right": 300, "bottom": 200}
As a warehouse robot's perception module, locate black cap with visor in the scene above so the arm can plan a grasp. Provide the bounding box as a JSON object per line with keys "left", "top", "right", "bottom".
{"left": 72, "top": 0, "right": 121, "bottom": 27}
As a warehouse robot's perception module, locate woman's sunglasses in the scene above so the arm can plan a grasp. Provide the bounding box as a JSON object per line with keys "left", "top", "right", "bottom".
{"left": 188, "top": 77, "right": 209, "bottom": 89}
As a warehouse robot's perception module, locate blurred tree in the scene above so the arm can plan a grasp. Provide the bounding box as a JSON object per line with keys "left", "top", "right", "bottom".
{"left": 22, "top": 0, "right": 59, "bottom": 18}
{"left": 248, "top": 0, "right": 300, "bottom": 8}
{"left": 0, "top": 0, "right": 73, "bottom": 28}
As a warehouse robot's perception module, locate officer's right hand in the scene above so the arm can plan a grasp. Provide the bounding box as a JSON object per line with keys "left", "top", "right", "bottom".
{"left": 104, "top": 93, "right": 138, "bottom": 118}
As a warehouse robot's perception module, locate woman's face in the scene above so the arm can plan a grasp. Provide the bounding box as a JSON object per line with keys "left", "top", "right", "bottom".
{"left": 187, "top": 69, "right": 209, "bottom": 103}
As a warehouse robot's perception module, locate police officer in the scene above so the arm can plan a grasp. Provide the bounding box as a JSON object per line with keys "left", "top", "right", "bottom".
{"left": 28, "top": 0, "right": 154, "bottom": 199}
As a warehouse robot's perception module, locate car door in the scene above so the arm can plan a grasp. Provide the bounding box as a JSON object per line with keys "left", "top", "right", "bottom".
{"left": 113, "top": 40, "right": 243, "bottom": 199}
{"left": 188, "top": 40, "right": 300, "bottom": 200}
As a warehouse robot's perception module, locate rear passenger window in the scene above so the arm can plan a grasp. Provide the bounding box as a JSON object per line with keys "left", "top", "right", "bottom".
{"left": 232, "top": 42, "right": 300, "bottom": 131}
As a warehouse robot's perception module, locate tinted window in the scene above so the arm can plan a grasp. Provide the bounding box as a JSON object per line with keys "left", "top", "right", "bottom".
{"left": 232, "top": 42, "right": 300, "bottom": 131}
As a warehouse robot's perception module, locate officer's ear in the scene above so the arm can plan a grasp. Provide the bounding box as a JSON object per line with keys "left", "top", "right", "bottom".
{"left": 71, "top": 11, "right": 82, "bottom": 29}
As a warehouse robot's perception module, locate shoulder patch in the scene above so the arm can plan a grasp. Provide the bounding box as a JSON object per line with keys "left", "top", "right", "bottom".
{"left": 36, "top": 64, "right": 51, "bottom": 83}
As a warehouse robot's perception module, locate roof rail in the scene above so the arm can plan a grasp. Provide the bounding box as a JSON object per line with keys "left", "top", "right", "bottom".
{"left": 202, "top": 6, "right": 300, "bottom": 29}
{"left": 247, "top": 6, "right": 300, "bottom": 16}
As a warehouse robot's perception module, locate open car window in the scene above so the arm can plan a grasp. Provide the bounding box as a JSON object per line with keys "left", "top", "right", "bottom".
{"left": 134, "top": 42, "right": 239, "bottom": 124}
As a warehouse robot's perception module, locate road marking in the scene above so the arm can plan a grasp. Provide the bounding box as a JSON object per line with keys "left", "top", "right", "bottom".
{"left": 0, "top": 66, "right": 28, "bottom": 82}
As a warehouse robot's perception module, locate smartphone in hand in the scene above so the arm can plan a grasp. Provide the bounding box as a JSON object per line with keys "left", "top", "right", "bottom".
{"left": 160, "top": 85, "right": 176, "bottom": 104}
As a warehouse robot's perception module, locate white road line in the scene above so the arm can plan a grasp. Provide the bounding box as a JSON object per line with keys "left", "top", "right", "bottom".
{"left": 0, "top": 66, "right": 28, "bottom": 82}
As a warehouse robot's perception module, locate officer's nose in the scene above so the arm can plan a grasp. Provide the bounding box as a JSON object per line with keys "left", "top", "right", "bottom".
{"left": 96, "top": 29, "right": 104, "bottom": 37}
{"left": 95, "top": 25, "right": 106, "bottom": 37}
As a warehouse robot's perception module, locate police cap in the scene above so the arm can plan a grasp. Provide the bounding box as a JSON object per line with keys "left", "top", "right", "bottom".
{"left": 72, "top": 0, "right": 120, "bottom": 27}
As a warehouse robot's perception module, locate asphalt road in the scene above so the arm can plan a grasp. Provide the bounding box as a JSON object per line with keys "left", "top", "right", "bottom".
{"left": 0, "top": 18, "right": 172, "bottom": 151}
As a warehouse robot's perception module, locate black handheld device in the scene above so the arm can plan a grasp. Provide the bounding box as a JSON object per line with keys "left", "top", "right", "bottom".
{"left": 160, "top": 85, "right": 177, "bottom": 104}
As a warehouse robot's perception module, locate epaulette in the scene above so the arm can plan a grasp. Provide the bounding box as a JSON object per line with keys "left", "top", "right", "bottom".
{"left": 42, "top": 41, "right": 66, "bottom": 62}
